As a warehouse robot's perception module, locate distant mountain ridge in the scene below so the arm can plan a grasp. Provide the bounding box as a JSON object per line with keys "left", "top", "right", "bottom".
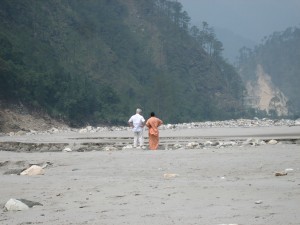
{"left": 0, "top": 0, "right": 244, "bottom": 126}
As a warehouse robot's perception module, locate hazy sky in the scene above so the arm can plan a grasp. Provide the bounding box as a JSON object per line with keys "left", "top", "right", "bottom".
{"left": 177, "top": 0, "right": 300, "bottom": 43}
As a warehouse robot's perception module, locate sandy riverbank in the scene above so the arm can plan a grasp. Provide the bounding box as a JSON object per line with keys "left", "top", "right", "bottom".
{"left": 0, "top": 126, "right": 300, "bottom": 225}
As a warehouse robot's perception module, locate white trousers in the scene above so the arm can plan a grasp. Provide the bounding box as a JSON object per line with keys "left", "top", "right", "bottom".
{"left": 133, "top": 130, "right": 144, "bottom": 147}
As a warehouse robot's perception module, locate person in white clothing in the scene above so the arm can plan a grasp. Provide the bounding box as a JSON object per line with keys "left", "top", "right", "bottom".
{"left": 128, "top": 108, "right": 145, "bottom": 148}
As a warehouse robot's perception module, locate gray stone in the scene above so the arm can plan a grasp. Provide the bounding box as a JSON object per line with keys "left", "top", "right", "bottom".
{"left": 62, "top": 147, "right": 72, "bottom": 152}
{"left": 186, "top": 142, "right": 199, "bottom": 149}
{"left": 173, "top": 143, "right": 182, "bottom": 149}
{"left": 268, "top": 139, "right": 278, "bottom": 145}
{"left": 204, "top": 141, "right": 213, "bottom": 146}
{"left": 20, "top": 165, "right": 45, "bottom": 176}
{"left": 103, "top": 146, "right": 118, "bottom": 151}
{"left": 4, "top": 199, "right": 29, "bottom": 211}
{"left": 122, "top": 145, "right": 133, "bottom": 150}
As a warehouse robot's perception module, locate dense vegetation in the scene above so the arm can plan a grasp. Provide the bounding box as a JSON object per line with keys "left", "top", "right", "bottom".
{"left": 237, "top": 27, "right": 300, "bottom": 116}
{"left": 0, "top": 0, "right": 244, "bottom": 126}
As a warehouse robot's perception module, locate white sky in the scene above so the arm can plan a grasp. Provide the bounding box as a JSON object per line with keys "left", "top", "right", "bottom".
{"left": 177, "top": 0, "right": 300, "bottom": 43}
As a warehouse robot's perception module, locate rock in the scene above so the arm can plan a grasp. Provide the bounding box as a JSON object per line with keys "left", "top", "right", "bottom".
{"left": 275, "top": 171, "right": 287, "bottom": 176}
{"left": 219, "top": 141, "right": 237, "bottom": 147}
{"left": 122, "top": 145, "right": 133, "bottom": 150}
{"left": 49, "top": 127, "right": 59, "bottom": 133}
{"left": 20, "top": 165, "right": 45, "bottom": 176}
{"left": 204, "top": 141, "right": 213, "bottom": 147}
{"left": 211, "top": 141, "right": 219, "bottom": 146}
{"left": 39, "top": 146, "right": 50, "bottom": 152}
{"left": 96, "top": 127, "right": 102, "bottom": 131}
{"left": 49, "top": 145, "right": 59, "bottom": 151}
{"left": 243, "top": 138, "right": 260, "bottom": 146}
{"left": 4, "top": 198, "right": 42, "bottom": 211}
{"left": 268, "top": 139, "right": 278, "bottom": 145}
{"left": 79, "top": 128, "right": 87, "bottom": 133}
{"left": 103, "top": 146, "right": 118, "bottom": 151}
{"left": 163, "top": 173, "right": 179, "bottom": 179}
{"left": 86, "top": 126, "right": 93, "bottom": 131}
{"left": 259, "top": 140, "right": 267, "bottom": 145}
{"left": 166, "top": 124, "right": 175, "bottom": 129}
{"left": 15, "top": 130, "right": 27, "bottom": 136}
{"left": 186, "top": 142, "right": 199, "bottom": 149}
{"left": 4, "top": 199, "right": 29, "bottom": 211}
{"left": 29, "top": 130, "right": 37, "bottom": 135}
{"left": 62, "top": 147, "right": 72, "bottom": 152}
{"left": 173, "top": 143, "right": 182, "bottom": 149}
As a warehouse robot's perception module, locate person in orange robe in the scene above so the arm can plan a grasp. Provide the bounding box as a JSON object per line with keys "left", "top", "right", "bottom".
{"left": 146, "top": 112, "right": 163, "bottom": 150}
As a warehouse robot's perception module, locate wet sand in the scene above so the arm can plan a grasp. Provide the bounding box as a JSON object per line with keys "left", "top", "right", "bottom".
{"left": 0, "top": 126, "right": 300, "bottom": 225}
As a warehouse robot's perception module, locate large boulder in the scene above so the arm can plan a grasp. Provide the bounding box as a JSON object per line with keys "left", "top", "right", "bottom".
{"left": 20, "top": 165, "right": 45, "bottom": 176}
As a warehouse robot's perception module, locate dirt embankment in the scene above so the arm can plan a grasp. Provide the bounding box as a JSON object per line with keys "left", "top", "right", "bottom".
{"left": 0, "top": 102, "right": 67, "bottom": 133}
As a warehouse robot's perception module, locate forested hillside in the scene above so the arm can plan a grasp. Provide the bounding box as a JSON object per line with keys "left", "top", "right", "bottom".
{"left": 238, "top": 27, "right": 300, "bottom": 117}
{"left": 0, "top": 0, "right": 244, "bottom": 126}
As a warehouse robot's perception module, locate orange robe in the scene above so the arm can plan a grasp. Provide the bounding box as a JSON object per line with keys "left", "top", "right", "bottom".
{"left": 146, "top": 117, "right": 163, "bottom": 150}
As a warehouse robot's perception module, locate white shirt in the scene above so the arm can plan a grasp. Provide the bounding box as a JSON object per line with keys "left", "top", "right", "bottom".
{"left": 128, "top": 114, "right": 145, "bottom": 132}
